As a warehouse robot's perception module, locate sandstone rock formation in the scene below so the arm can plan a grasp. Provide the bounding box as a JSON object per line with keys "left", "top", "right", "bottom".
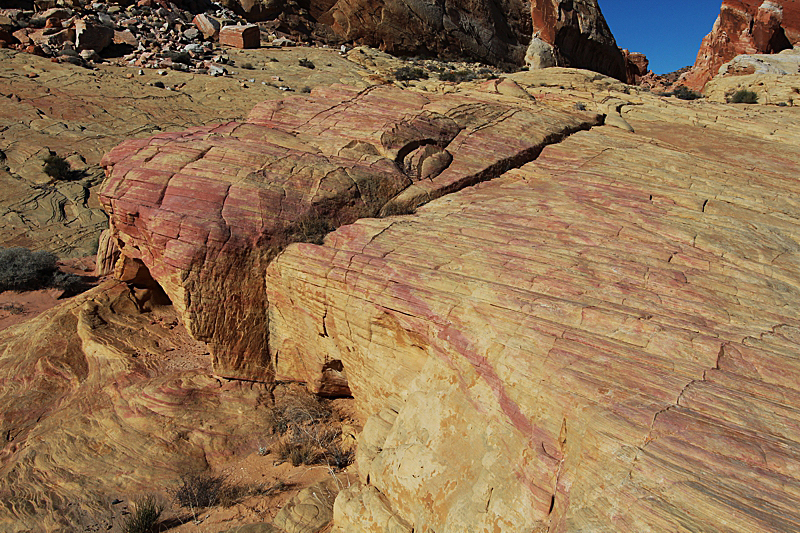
{"left": 682, "top": 0, "right": 800, "bottom": 90}
{"left": 0, "top": 281, "right": 275, "bottom": 531}
{"left": 265, "top": 72, "right": 800, "bottom": 531}
{"left": 99, "top": 84, "right": 600, "bottom": 381}
{"left": 0, "top": 46, "right": 372, "bottom": 257}
{"left": 6, "top": 46, "right": 800, "bottom": 532}
{"left": 703, "top": 46, "right": 800, "bottom": 104}
{"left": 314, "top": 0, "right": 628, "bottom": 79}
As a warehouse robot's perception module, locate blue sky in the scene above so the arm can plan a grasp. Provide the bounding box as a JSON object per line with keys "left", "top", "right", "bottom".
{"left": 599, "top": 0, "right": 723, "bottom": 74}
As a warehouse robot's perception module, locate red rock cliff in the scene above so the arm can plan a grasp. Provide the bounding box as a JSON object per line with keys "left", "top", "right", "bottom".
{"left": 683, "top": 0, "right": 800, "bottom": 90}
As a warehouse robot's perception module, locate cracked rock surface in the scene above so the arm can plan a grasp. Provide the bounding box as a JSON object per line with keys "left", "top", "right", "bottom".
{"left": 99, "top": 82, "right": 599, "bottom": 381}
{"left": 266, "top": 71, "right": 800, "bottom": 532}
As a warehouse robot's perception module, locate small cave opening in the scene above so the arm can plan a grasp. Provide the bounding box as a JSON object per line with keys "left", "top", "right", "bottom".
{"left": 315, "top": 359, "right": 352, "bottom": 399}
{"left": 119, "top": 257, "right": 172, "bottom": 312}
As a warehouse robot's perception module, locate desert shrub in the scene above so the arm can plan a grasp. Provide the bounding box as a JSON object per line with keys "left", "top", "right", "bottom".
{"left": 172, "top": 472, "right": 226, "bottom": 510}
{"left": 301, "top": 86, "right": 312, "bottom": 93}
{"left": 0, "top": 303, "right": 24, "bottom": 315}
{"left": 50, "top": 270, "right": 89, "bottom": 294}
{"left": 268, "top": 390, "right": 331, "bottom": 435}
{"left": 393, "top": 66, "right": 428, "bottom": 81}
{"left": 299, "top": 58, "right": 315, "bottom": 69}
{"left": 277, "top": 436, "right": 319, "bottom": 467}
{"left": 730, "top": 89, "right": 758, "bottom": 104}
{"left": 291, "top": 212, "right": 333, "bottom": 245}
{"left": 0, "top": 247, "right": 57, "bottom": 292}
{"left": 122, "top": 495, "right": 163, "bottom": 533}
{"left": 439, "top": 69, "right": 476, "bottom": 83}
{"left": 574, "top": 102, "right": 587, "bottom": 111}
{"left": 43, "top": 154, "right": 71, "bottom": 180}
{"left": 672, "top": 86, "right": 702, "bottom": 100}
{"left": 0, "top": 247, "right": 89, "bottom": 294}
{"left": 323, "top": 440, "right": 355, "bottom": 470}
{"left": 242, "top": 62, "right": 254, "bottom": 70}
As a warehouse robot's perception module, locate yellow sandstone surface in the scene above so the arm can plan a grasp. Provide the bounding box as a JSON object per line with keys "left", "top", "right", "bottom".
{"left": 3, "top": 65, "right": 800, "bottom": 532}
{"left": 266, "top": 72, "right": 800, "bottom": 532}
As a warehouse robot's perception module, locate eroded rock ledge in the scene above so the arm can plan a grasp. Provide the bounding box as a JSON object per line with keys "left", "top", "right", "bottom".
{"left": 99, "top": 83, "right": 600, "bottom": 380}
{"left": 266, "top": 79, "right": 800, "bottom": 530}
{"left": 56, "top": 70, "right": 800, "bottom": 532}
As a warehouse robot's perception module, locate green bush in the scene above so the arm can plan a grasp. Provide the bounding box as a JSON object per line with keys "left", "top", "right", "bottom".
{"left": 393, "top": 66, "right": 428, "bottom": 81}
{"left": 672, "top": 86, "right": 702, "bottom": 100}
{"left": 439, "top": 69, "right": 476, "bottom": 83}
{"left": 43, "top": 154, "right": 71, "bottom": 180}
{"left": 730, "top": 89, "right": 758, "bottom": 104}
{"left": 122, "top": 495, "right": 163, "bottom": 533}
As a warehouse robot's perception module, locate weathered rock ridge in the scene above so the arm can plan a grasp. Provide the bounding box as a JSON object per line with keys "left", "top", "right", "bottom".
{"left": 265, "top": 74, "right": 800, "bottom": 531}
{"left": 93, "top": 67, "right": 800, "bottom": 532}
{"left": 682, "top": 0, "right": 800, "bottom": 90}
{"left": 313, "top": 0, "right": 626, "bottom": 79}
{"left": 99, "top": 83, "right": 599, "bottom": 380}
{"left": 6, "top": 63, "right": 800, "bottom": 531}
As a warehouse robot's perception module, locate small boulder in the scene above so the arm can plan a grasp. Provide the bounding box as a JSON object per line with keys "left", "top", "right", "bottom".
{"left": 219, "top": 24, "right": 259, "bottom": 49}
{"left": 113, "top": 29, "right": 138, "bottom": 47}
{"left": 193, "top": 13, "right": 220, "bottom": 40}
{"left": 75, "top": 17, "right": 113, "bottom": 52}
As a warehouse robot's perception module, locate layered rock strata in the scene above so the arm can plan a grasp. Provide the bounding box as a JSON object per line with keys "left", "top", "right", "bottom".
{"left": 99, "top": 84, "right": 599, "bottom": 381}
{"left": 0, "top": 281, "right": 274, "bottom": 531}
{"left": 682, "top": 0, "right": 800, "bottom": 90}
{"left": 315, "top": 0, "right": 628, "bottom": 78}
{"left": 265, "top": 73, "right": 800, "bottom": 531}
{"left": 703, "top": 46, "right": 800, "bottom": 104}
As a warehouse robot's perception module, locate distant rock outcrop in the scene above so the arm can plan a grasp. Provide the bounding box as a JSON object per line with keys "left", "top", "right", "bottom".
{"left": 682, "top": 0, "right": 800, "bottom": 90}
{"left": 314, "top": 0, "right": 626, "bottom": 78}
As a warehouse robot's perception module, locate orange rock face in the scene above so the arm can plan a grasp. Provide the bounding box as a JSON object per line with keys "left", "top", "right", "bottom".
{"left": 99, "top": 84, "right": 599, "bottom": 381}
{"left": 683, "top": 0, "right": 800, "bottom": 89}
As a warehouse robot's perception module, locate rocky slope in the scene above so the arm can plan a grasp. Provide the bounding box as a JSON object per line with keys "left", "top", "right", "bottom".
{"left": 315, "top": 0, "right": 628, "bottom": 79}
{"left": 0, "top": 281, "right": 273, "bottom": 531}
{"left": 85, "top": 65, "right": 800, "bottom": 532}
{"left": 266, "top": 73, "right": 800, "bottom": 532}
{"left": 682, "top": 0, "right": 800, "bottom": 90}
{"left": 99, "top": 82, "right": 600, "bottom": 381}
{"left": 2, "top": 0, "right": 635, "bottom": 81}
{"left": 0, "top": 45, "right": 374, "bottom": 257}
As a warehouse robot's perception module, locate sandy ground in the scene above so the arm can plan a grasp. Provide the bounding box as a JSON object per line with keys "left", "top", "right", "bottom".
{"left": 0, "top": 269, "right": 361, "bottom": 532}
